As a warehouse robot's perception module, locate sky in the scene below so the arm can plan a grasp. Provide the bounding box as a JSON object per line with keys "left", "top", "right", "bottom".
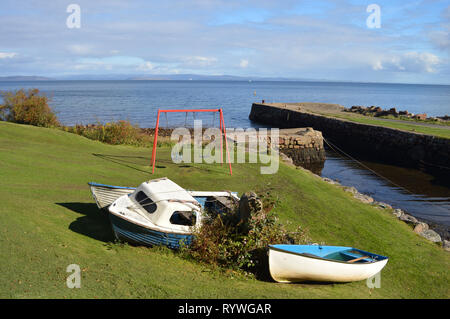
{"left": 0, "top": 0, "right": 449, "bottom": 84}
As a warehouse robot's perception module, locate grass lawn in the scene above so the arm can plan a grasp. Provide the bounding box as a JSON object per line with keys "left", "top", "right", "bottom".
{"left": 317, "top": 112, "right": 450, "bottom": 139}
{"left": 0, "top": 121, "right": 448, "bottom": 298}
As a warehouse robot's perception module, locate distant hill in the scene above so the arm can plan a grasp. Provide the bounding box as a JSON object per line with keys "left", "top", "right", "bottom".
{"left": 0, "top": 76, "right": 53, "bottom": 81}
{"left": 0, "top": 73, "right": 321, "bottom": 82}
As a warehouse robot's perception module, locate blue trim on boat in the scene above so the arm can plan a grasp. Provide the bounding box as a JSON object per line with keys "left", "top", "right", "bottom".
{"left": 88, "top": 182, "right": 136, "bottom": 190}
{"left": 109, "top": 213, "right": 193, "bottom": 249}
{"left": 269, "top": 244, "right": 388, "bottom": 263}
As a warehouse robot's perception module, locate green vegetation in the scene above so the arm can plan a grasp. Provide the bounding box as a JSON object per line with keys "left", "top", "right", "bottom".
{"left": 0, "top": 121, "right": 448, "bottom": 298}
{"left": 0, "top": 89, "right": 59, "bottom": 128}
{"left": 62, "top": 121, "right": 156, "bottom": 147}
{"left": 184, "top": 195, "right": 309, "bottom": 276}
{"left": 0, "top": 88, "right": 170, "bottom": 148}
{"left": 318, "top": 112, "right": 450, "bottom": 139}
{"left": 375, "top": 115, "right": 450, "bottom": 127}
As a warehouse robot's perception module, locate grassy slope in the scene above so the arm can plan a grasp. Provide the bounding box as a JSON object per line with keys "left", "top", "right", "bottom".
{"left": 318, "top": 112, "right": 450, "bottom": 139}
{"left": 0, "top": 121, "right": 448, "bottom": 298}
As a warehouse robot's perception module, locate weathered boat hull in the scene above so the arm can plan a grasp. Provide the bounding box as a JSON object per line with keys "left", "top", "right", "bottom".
{"left": 269, "top": 245, "right": 388, "bottom": 283}
{"left": 88, "top": 182, "right": 134, "bottom": 209}
{"left": 109, "top": 213, "right": 193, "bottom": 249}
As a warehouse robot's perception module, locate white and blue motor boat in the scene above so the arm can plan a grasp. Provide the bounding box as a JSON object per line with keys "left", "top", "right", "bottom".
{"left": 89, "top": 178, "right": 239, "bottom": 249}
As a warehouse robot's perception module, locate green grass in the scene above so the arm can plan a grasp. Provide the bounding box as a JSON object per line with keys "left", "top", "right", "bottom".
{"left": 316, "top": 112, "right": 450, "bottom": 139}
{"left": 0, "top": 121, "right": 448, "bottom": 298}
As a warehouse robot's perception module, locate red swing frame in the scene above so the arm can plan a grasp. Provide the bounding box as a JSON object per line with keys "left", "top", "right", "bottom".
{"left": 150, "top": 108, "right": 232, "bottom": 175}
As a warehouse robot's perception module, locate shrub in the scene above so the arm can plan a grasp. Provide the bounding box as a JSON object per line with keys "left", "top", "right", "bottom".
{"left": 0, "top": 89, "right": 59, "bottom": 127}
{"left": 64, "top": 121, "right": 161, "bottom": 147}
{"left": 183, "top": 193, "right": 309, "bottom": 277}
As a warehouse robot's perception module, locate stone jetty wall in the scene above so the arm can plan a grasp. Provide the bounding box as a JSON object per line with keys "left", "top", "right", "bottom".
{"left": 275, "top": 128, "right": 325, "bottom": 171}
{"left": 249, "top": 103, "right": 450, "bottom": 178}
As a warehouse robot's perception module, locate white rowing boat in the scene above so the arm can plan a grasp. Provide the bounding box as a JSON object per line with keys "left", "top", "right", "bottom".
{"left": 269, "top": 244, "right": 388, "bottom": 283}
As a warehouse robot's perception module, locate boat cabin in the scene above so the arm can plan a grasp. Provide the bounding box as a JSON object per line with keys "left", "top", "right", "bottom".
{"left": 128, "top": 178, "right": 202, "bottom": 232}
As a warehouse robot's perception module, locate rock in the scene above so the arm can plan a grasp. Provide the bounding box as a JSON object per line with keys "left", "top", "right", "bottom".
{"left": 377, "top": 202, "right": 392, "bottom": 209}
{"left": 443, "top": 240, "right": 450, "bottom": 252}
{"left": 238, "top": 192, "right": 263, "bottom": 223}
{"left": 393, "top": 209, "right": 404, "bottom": 218}
{"left": 419, "top": 229, "right": 442, "bottom": 243}
{"left": 343, "top": 186, "right": 358, "bottom": 195}
{"left": 353, "top": 193, "right": 374, "bottom": 204}
{"left": 413, "top": 222, "right": 429, "bottom": 234}
{"left": 322, "top": 177, "right": 340, "bottom": 185}
{"left": 399, "top": 213, "right": 419, "bottom": 225}
{"left": 413, "top": 113, "right": 427, "bottom": 120}
{"left": 279, "top": 152, "right": 294, "bottom": 166}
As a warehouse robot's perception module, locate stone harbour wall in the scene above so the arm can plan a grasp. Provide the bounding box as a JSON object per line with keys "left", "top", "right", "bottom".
{"left": 249, "top": 103, "right": 450, "bottom": 179}
{"left": 275, "top": 128, "right": 325, "bottom": 170}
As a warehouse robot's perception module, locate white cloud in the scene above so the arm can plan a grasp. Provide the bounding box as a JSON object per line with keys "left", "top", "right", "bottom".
{"left": 0, "top": 52, "right": 16, "bottom": 59}
{"left": 239, "top": 59, "right": 249, "bottom": 68}
{"left": 372, "top": 52, "right": 441, "bottom": 73}
{"left": 138, "top": 61, "right": 154, "bottom": 71}
{"left": 182, "top": 56, "right": 217, "bottom": 67}
{"left": 67, "top": 44, "right": 93, "bottom": 55}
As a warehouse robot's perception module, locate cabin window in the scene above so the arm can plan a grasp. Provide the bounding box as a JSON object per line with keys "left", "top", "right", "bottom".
{"left": 169, "top": 211, "right": 197, "bottom": 226}
{"left": 135, "top": 191, "right": 157, "bottom": 214}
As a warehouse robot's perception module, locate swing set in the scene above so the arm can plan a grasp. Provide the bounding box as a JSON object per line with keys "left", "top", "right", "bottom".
{"left": 150, "top": 108, "right": 233, "bottom": 175}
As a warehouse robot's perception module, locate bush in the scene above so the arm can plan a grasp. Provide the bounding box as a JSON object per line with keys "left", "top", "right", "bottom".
{"left": 0, "top": 89, "right": 59, "bottom": 127}
{"left": 183, "top": 193, "right": 309, "bottom": 277}
{"left": 64, "top": 120, "right": 153, "bottom": 147}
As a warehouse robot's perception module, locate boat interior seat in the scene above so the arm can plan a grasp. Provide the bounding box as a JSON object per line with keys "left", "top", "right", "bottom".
{"left": 340, "top": 251, "right": 373, "bottom": 263}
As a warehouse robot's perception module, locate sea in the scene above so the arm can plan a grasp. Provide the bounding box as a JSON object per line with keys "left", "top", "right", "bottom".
{"left": 1, "top": 80, "right": 449, "bottom": 227}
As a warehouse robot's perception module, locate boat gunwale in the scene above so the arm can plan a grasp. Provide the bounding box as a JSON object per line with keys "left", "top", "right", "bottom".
{"left": 88, "top": 182, "right": 136, "bottom": 190}
{"left": 269, "top": 245, "right": 388, "bottom": 265}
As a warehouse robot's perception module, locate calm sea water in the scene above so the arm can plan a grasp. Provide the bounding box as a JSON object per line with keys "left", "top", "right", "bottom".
{"left": 1, "top": 80, "right": 449, "bottom": 227}
{"left": 0, "top": 80, "right": 449, "bottom": 128}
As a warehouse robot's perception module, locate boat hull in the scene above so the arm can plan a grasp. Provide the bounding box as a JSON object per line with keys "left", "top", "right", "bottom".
{"left": 89, "top": 182, "right": 135, "bottom": 209}
{"left": 269, "top": 246, "right": 388, "bottom": 283}
{"left": 109, "top": 213, "right": 193, "bottom": 249}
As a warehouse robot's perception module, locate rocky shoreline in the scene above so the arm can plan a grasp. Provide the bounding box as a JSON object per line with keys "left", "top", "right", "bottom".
{"left": 344, "top": 105, "right": 450, "bottom": 122}
{"left": 279, "top": 152, "right": 450, "bottom": 252}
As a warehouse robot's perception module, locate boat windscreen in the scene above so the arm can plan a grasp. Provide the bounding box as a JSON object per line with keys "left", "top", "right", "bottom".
{"left": 135, "top": 191, "right": 157, "bottom": 214}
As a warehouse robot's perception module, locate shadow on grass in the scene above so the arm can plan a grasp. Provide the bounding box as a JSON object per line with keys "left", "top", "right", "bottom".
{"left": 92, "top": 153, "right": 229, "bottom": 174}
{"left": 57, "top": 202, "right": 115, "bottom": 243}
{"left": 92, "top": 153, "right": 157, "bottom": 174}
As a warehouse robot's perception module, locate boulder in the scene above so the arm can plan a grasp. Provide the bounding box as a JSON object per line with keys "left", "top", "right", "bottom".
{"left": 393, "top": 209, "right": 404, "bottom": 218}
{"left": 354, "top": 193, "right": 374, "bottom": 204}
{"left": 413, "top": 222, "right": 429, "bottom": 234}
{"left": 343, "top": 186, "right": 358, "bottom": 195}
{"left": 322, "top": 177, "right": 340, "bottom": 185}
{"left": 279, "top": 152, "right": 294, "bottom": 166}
{"left": 399, "top": 213, "right": 419, "bottom": 225}
{"left": 238, "top": 192, "right": 263, "bottom": 223}
{"left": 443, "top": 240, "right": 450, "bottom": 252}
{"left": 377, "top": 202, "right": 392, "bottom": 209}
{"left": 419, "top": 229, "right": 442, "bottom": 243}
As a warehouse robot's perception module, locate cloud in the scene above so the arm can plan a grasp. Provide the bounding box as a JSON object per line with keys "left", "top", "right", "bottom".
{"left": 182, "top": 56, "right": 218, "bottom": 67}
{"left": 67, "top": 44, "right": 93, "bottom": 55}
{"left": 0, "top": 1, "right": 448, "bottom": 83}
{"left": 0, "top": 52, "right": 17, "bottom": 59}
{"left": 239, "top": 59, "right": 249, "bottom": 68}
{"left": 138, "top": 61, "right": 154, "bottom": 71}
{"left": 372, "top": 52, "right": 441, "bottom": 73}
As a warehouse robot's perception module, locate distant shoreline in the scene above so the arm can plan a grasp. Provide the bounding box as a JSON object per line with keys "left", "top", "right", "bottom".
{"left": 0, "top": 76, "right": 449, "bottom": 86}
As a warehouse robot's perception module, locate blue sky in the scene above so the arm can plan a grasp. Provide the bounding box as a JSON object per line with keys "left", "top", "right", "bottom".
{"left": 0, "top": 0, "right": 449, "bottom": 84}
